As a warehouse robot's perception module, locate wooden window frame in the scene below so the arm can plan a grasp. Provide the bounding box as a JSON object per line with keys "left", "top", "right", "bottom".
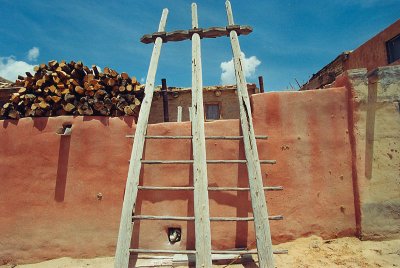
{"left": 386, "top": 34, "right": 400, "bottom": 64}
{"left": 204, "top": 102, "right": 222, "bottom": 121}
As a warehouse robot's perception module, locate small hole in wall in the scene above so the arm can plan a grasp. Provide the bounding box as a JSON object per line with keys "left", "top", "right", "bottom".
{"left": 168, "top": 227, "right": 181, "bottom": 244}
{"left": 56, "top": 123, "right": 72, "bottom": 135}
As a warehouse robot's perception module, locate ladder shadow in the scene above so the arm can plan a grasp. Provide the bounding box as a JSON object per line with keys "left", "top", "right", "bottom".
{"left": 128, "top": 142, "right": 146, "bottom": 267}
{"left": 187, "top": 144, "right": 195, "bottom": 249}
{"left": 236, "top": 140, "right": 250, "bottom": 248}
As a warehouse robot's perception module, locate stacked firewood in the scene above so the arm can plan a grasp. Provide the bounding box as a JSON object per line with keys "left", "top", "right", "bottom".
{"left": 0, "top": 60, "right": 144, "bottom": 119}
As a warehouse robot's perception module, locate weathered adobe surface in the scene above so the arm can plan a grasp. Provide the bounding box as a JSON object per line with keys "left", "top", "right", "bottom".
{"left": 0, "top": 87, "right": 356, "bottom": 264}
{"left": 334, "top": 65, "right": 400, "bottom": 240}
{"left": 149, "top": 84, "right": 257, "bottom": 123}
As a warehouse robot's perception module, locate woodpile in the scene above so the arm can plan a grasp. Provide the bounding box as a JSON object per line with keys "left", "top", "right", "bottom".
{"left": 0, "top": 60, "right": 144, "bottom": 119}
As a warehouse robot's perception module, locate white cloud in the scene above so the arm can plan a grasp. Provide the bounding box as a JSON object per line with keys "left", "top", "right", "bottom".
{"left": 0, "top": 56, "right": 35, "bottom": 82}
{"left": 140, "top": 77, "right": 145, "bottom": 84}
{"left": 220, "top": 52, "right": 261, "bottom": 85}
{"left": 27, "top": 47, "right": 40, "bottom": 61}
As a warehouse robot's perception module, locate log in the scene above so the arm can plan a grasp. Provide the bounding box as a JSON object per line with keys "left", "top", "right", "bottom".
{"left": 121, "top": 72, "right": 129, "bottom": 80}
{"left": 92, "top": 65, "right": 100, "bottom": 77}
{"left": 75, "top": 86, "right": 84, "bottom": 95}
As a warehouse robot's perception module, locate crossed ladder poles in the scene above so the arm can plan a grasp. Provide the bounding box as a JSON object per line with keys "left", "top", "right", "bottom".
{"left": 115, "top": 2, "right": 285, "bottom": 267}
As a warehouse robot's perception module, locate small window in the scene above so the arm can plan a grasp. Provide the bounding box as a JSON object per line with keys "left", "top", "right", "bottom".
{"left": 386, "top": 34, "right": 400, "bottom": 64}
{"left": 205, "top": 103, "right": 220, "bottom": 120}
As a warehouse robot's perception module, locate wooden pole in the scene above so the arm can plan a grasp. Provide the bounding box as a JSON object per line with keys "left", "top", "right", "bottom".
{"left": 258, "top": 76, "right": 264, "bottom": 93}
{"left": 161, "top": 78, "right": 169, "bottom": 122}
{"left": 129, "top": 249, "right": 288, "bottom": 255}
{"left": 177, "top": 106, "right": 182, "bottom": 122}
{"left": 189, "top": 107, "right": 193, "bottom": 122}
{"left": 114, "top": 8, "right": 169, "bottom": 268}
{"left": 225, "top": 1, "right": 275, "bottom": 267}
{"left": 191, "top": 3, "right": 213, "bottom": 268}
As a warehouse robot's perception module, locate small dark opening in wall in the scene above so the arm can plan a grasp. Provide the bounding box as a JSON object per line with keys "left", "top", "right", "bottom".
{"left": 205, "top": 103, "right": 221, "bottom": 121}
{"left": 386, "top": 34, "right": 400, "bottom": 64}
{"left": 56, "top": 123, "right": 72, "bottom": 135}
{"left": 168, "top": 227, "right": 181, "bottom": 244}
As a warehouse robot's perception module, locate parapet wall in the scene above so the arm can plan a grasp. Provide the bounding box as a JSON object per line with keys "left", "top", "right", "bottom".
{"left": 0, "top": 87, "right": 357, "bottom": 264}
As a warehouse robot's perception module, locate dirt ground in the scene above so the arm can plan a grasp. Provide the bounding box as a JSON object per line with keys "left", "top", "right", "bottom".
{"left": 2, "top": 236, "right": 399, "bottom": 268}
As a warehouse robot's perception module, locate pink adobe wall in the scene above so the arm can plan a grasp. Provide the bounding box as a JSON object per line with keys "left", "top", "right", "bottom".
{"left": 251, "top": 87, "right": 356, "bottom": 242}
{"left": 0, "top": 87, "right": 356, "bottom": 264}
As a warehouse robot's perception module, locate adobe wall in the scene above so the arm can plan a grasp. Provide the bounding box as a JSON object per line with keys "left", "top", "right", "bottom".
{"left": 300, "top": 20, "right": 400, "bottom": 92}
{"left": 334, "top": 66, "right": 400, "bottom": 240}
{"left": 345, "top": 19, "right": 400, "bottom": 71}
{"left": 0, "top": 87, "right": 356, "bottom": 264}
{"left": 148, "top": 85, "right": 256, "bottom": 123}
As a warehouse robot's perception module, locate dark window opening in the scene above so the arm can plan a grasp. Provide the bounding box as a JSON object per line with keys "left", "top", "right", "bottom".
{"left": 168, "top": 227, "right": 181, "bottom": 244}
{"left": 386, "top": 34, "right": 400, "bottom": 64}
{"left": 56, "top": 123, "right": 72, "bottom": 135}
{"left": 205, "top": 103, "right": 220, "bottom": 120}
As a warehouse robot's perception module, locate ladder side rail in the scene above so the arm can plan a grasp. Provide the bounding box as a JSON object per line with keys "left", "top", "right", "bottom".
{"left": 225, "top": 1, "right": 275, "bottom": 267}
{"left": 114, "top": 8, "right": 169, "bottom": 268}
{"left": 191, "top": 3, "right": 213, "bottom": 268}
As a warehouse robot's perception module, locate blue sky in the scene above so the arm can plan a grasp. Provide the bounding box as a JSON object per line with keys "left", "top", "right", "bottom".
{"left": 0, "top": 0, "right": 399, "bottom": 90}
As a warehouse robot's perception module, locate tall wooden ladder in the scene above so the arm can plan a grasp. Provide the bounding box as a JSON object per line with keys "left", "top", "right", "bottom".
{"left": 114, "top": 2, "right": 285, "bottom": 267}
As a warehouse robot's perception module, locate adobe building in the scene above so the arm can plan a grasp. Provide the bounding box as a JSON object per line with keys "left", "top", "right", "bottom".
{"left": 301, "top": 19, "right": 400, "bottom": 90}
{"left": 0, "top": 76, "right": 17, "bottom": 108}
{"left": 149, "top": 83, "right": 258, "bottom": 123}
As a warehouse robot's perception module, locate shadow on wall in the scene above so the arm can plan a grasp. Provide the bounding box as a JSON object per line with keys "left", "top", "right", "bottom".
{"left": 54, "top": 134, "right": 72, "bottom": 202}
{"left": 33, "top": 117, "right": 49, "bottom": 131}
{"left": 364, "top": 76, "right": 378, "bottom": 180}
{"left": 236, "top": 141, "right": 249, "bottom": 248}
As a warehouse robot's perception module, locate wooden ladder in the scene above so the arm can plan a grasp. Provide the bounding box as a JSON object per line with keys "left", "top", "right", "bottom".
{"left": 114, "top": 2, "right": 284, "bottom": 267}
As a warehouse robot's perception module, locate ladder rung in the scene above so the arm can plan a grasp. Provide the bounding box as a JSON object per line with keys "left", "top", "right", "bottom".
{"left": 132, "top": 215, "right": 283, "bottom": 221}
{"left": 138, "top": 186, "right": 195, "bottom": 190}
{"left": 140, "top": 160, "right": 194, "bottom": 164}
{"left": 211, "top": 216, "right": 283, "bottom": 221}
{"left": 207, "top": 160, "right": 276, "bottom": 164}
{"left": 133, "top": 215, "right": 194, "bottom": 221}
{"left": 139, "top": 160, "right": 276, "bottom": 164}
{"left": 137, "top": 186, "right": 283, "bottom": 191}
{"left": 129, "top": 249, "right": 288, "bottom": 255}
{"left": 126, "top": 135, "right": 268, "bottom": 140}
{"left": 130, "top": 249, "right": 196, "bottom": 254}
{"left": 208, "top": 186, "right": 283, "bottom": 191}
{"left": 212, "top": 249, "right": 288, "bottom": 255}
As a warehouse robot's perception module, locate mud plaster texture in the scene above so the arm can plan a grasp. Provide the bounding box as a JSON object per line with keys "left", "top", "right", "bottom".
{"left": 0, "top": 87, "right": 356, "bottom": 264}
{"left": 335, "top": 65, "right": 400, "bottom": 240}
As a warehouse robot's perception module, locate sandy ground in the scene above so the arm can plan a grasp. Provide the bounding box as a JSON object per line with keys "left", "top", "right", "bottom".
{"left": 2, "top": 236, "right": 399, "bottom": 268}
